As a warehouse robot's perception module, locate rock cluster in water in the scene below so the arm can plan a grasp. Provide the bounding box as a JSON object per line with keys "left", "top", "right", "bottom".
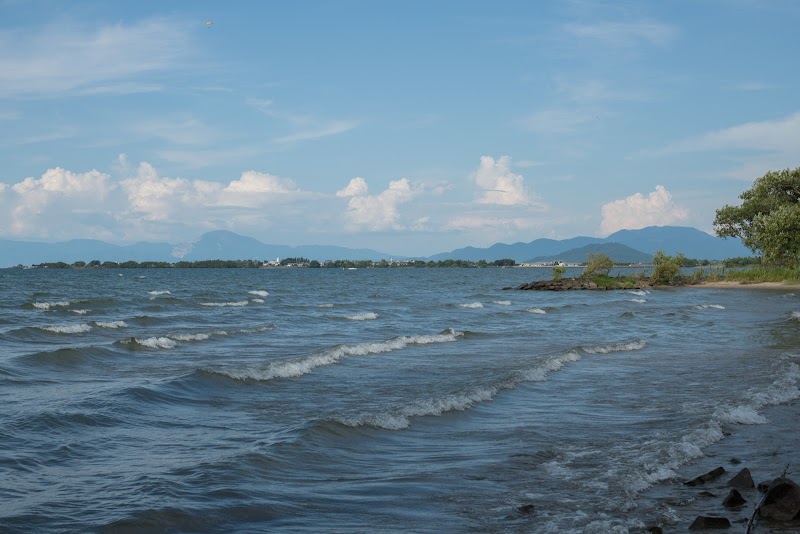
{"left": 507, "top": 278, "right": 652, "bottom": 291}
{"left": 646, "top": 465, "right": 800, "bottom": 531}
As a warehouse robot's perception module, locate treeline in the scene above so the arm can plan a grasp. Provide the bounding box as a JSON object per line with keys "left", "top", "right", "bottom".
{"left": 27, "top": 258, "right": 520, "bottom": 269}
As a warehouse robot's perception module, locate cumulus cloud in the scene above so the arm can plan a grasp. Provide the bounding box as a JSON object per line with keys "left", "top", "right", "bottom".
{"left": 4, "top": 167, "right": 116, "bottom": 238}
{"left": 337, "top": 177, "right": 420, "bottom": 231}
{"left": 474, "top": 155, "right": 536, "bottom": 206}
{"left": 600, "top": 185, "right": 688, "bottom": 235}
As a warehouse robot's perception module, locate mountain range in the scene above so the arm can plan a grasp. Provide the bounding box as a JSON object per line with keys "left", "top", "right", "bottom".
{"left": 0, "top": 226, "right": 752, "bottom": 267}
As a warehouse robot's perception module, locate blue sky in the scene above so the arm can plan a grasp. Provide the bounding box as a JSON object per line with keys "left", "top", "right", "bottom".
{"left": 1, "top": 0, "right": 798, "bottom": 256}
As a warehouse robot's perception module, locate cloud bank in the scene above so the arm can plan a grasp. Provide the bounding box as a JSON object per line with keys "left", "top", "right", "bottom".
{"left": 600, "top": 185, "right": 688, "bottom": 236}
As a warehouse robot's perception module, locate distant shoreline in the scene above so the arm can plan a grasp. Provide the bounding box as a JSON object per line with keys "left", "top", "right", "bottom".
{"left": 694, "top": 280, "right": 798, "bottom": 289}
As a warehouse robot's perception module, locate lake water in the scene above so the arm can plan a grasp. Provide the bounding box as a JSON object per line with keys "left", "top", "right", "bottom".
{"left": 1, "top": 268, "right": 799, "bottom": 532}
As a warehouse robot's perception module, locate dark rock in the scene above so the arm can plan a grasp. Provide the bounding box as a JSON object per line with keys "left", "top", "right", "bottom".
{"left": 730, "top": 457, "right": 742, "bottom": 465}
{"left": 688, "top": 516, "right": 731, "bottom": 529}
{"left": 516, "top": 504, "right": 535, "bottom": 515}
{"left": 646, "top": 527, "right": 663, "bottom": 533}
{"left": 698, "top": 491, "right": 716, "bottom": 498}
{"left": 728, "top": 468, "right": 754, "bottom": 489}
{"left": 685, "top": 467, "right": 726, "bottom": 487}
{"left": 758, "top": 477, "right": 800, "bottom": 521}
{"left": 758, "top": 480, "right": 773, "bottom": 494}
{"left": 722, "top": 489, "right": 747, "bottom": 507}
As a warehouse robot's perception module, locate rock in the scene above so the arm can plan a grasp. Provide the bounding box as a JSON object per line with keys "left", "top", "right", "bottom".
{"left": 722, "top": 488, "right": 747, "bottom": 507}
{"left": 758, "top": 477, "right": 800, "bottom": 521}
{"left": 685, "top": 467, "right": 726, "bottom": 487}
{"left": 646, "top": 526, "right": 663, "bottom": 533}
{"left": 689, "top": 516, "right": 731, "bottom": 529}
{"left": 730, "top": 457, "right": 742, "bottom": 465}
{"left": 698, "top": 491, "right": 716, "bottom": 498}
{"left": 728, "top": 468, "right": 754, "bottom": 489}
{"left": 516, "top": 504, "right": 535, "bottom": 515}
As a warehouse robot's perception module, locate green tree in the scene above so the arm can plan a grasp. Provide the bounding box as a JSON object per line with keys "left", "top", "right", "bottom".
{"left": 714, "top": 167, "right": 800, "bottom": 266}
{"left": 582, "top": 253, "right": 613, "bottom": 278}
{"left": 552, "top": 264, "right": 566, "bottom": 281}
{"left": 650, "top": 250, "right": 684, "bottom": 285}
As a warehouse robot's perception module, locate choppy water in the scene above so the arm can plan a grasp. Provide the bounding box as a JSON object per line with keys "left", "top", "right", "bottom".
{"left": 1, "top": 268, "right": 799, "bottom": 533}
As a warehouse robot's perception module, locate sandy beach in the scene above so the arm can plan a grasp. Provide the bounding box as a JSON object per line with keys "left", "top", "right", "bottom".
{"left": 696, "top": 281, "right": 799, "bottom": 289}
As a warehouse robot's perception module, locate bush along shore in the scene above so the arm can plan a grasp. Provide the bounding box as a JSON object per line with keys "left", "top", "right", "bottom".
{"left": 507, "top": 251, "right": 800, "bottom": 291}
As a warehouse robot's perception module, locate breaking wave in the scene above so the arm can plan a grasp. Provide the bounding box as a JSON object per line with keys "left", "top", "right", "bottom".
{"left": 527, "top": 308, "right": 547, "bottom": 314}
{"left": 694, "top": 304, "right": 725, "bottom": 310}
{"left": 627, "top": 298, "right": 647, "bottom": 303}
{"left": 580, "top": 340, "right": 647, "bottom": 354}
{"left": 41, "top": 324, "right": 92, "bottom": 334}
{"left": 95, "top": 321, "right": 128, "bottom": 329}
{"left": 32, "top": 301, "right": 71, "bottom": 310}
{"left": 211, "top": 329, "right": 463, "bottom": 382}
{"left": 122, "top": 337, "right": 177, "bottom": 349}
{"left": 147, "top": 290, "right": 171, "bottom": 296}
{"left": 460, "top": 302, "right": 483, "bottom": 309}
{"left": 345, "top": 312, "right": 378, "bottom": 321}
{"left": 493, "top": 300, "right": 512, "bottom": 306}
{"left": 248, "top": 290, "right": 269, "bottom": 297}
{"left": 70, "top": 309, "right": 89, "bottom": 315}
{"left": 200, "top": 300, "right": 249, "bottom": 307}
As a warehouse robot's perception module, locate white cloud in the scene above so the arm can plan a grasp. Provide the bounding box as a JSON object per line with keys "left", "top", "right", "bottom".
{"left": 564, "top": 21, "right": 677, "bottom": 48}
{"left": 121, "top": 162, "right": 206, "bottom": 221}
{"left": 474, "top": 155, "right": 537, "bottom": 206}
{"left": 600, "top": 185, "right": 688, "bottom": 235}
{"left": 5, "top": 167, "right": 116, "bottom": 238}
{"left": 669, "top": 112, "right": 800, "bottom": 155}
{"left": 0, "top": 17, "right": 193, "bottom": 97}
{"left": 338, "top": 177, "right": 421, "bottom": 231}
{"left": 219, "top": 171, "right": 301, "bottom": 207}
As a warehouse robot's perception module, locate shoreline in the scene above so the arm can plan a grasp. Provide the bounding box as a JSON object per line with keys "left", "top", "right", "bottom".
{"left": 694, "top": 281, "right": 799, "bottom": 289}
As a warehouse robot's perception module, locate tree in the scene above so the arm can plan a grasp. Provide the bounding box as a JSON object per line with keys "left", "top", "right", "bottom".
{"left": 582, "top": 253, "right": 613, "bottom": 278}
{"left": 714, "top": 167, "right": 800, "bottom": 266}
{"left": 650, "top": 250, "right": 684, "bottom": 285}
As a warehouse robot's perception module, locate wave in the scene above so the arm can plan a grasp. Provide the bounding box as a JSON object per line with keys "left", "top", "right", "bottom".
{"left": 70, "top": 309, "right": 89, "bottom": 315}
{"left": 31, "top": 300, "right": 71, "bottom": 310}
{"left": 345, "top": 312, "right": 378, "bottom": 321}
{"left": 94, "top": 321, "right": 127, "bottom": 329}
{"left": 41, "top": 324, "right": 92, "bottom": 334}
{"left": 493, "top": 300, "right": 512, "bottom": 306}
{"left": 627, "top": 298, "right": 647, "bottom": 303}
{"left": 251, "top": 298, "right": 265, "bottom": 304}
{"left": 200, "top": 300, "right": 249, "bottom": 307}
{"left": 211, "top": 328, "right": 463, "bottom": 382}
{"left": 628, "top": 290, "right": 649, "bottom": 296}
{"left": 337, "top": 386, "right": 500, "bottom": 430}
{"left": 580, "top": 340, "right": 646, "bottom": 354}
{"left": 460, "top": 302, "right": 483, "bottom": 309}
{"left": 147, "top": 290, "right": 171, "bottom": 296}
{"left": 521, "top": 351, "right": 582, "bottom": 382}
{"left": 17, "top": 345, "right": 120, "bottom": 367}
{"left": 527, "top": 308, "right": 546, "bottom": 314}
{"left": 694, "top": 304, "right": 725, "bottom": 310}
{"left": 248, "top": 290, "right": 269, "bottom": 297}
{"left": 317, "top": 303, "right": 334, "bottom": 308}
{"left": 121, "top": 337, "right": 177, "bottom": 349}
{"left": 791, "top": 311, "right": 800, "bottom": 321}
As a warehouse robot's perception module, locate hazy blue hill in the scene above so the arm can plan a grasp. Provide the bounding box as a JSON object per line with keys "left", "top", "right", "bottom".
{"left": 427, "top": 236, "right": 604, "bottom": 262}
{"left": 527, "top": 243, "right": 653, "bottom": 264}
{"left": 606, "top": 226, "right": 751, "bottom": 259}
{"left": 0, "top": 238, "right": 174, "bottom": 265}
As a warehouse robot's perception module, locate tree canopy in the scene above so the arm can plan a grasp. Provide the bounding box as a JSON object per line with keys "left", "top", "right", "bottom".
{"left": 714, "top": 167, "right": 800, "bottom": 267}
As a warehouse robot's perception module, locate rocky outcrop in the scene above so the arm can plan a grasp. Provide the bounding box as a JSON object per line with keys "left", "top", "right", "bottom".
{"left": 758, "top": 477, "right": 800, "bottom": 520}
{"left": 510, "top": 278, "right": 652, "bottom": 291}
{"left": 685, "top": 467, "right": 726, "bottom": 487}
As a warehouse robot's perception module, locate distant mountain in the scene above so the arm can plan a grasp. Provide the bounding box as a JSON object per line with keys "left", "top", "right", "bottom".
{"left": 604, "top": 226, "right": 750, "bottom": 259}
{"left": 426, "top": 226, "right": 751, "bottom": 262}
{"left": 527, "top": 243, "right": 653, "bottom": 264}
{"left": 0, "top": 230, "right": 394, "bottom": 267}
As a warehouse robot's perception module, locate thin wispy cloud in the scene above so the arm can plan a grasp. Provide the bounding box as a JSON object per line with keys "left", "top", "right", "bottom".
{"left": 564, "top": 20, "right": 677, "bottom": 48}
{"left": 0, "top": 17, "right": 194, "bottom": 97}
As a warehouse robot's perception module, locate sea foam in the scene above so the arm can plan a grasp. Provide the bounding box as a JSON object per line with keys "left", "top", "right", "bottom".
{"left": 95, "top": 321, "right": 128, "bottom": 329}
{"left": 219, "top": 329, "right": 463, "bottom": 381}
{"left": 345, "top": 312, "right": 378, "bottom": 321}
{"left": 581, "top": 340, "right": 646, "bottom": 354}
{"left": 33, "top": 301, "right": 71, "bottom": 310}
{"left": 147, "top": 290, "right": 171, "bottom": 296}
{"left": 694, "top": 304, "right": 725, "bottom": 310}
{"left": 201, "top": 300, "right": 249, "bottom": 307}
{"left": 460, "top": 302, "right": 483, "bottom": 308}
{"left": 527, "top": 308, "right": 547, "bottom": 314}
{"left": 42, "top": 324, "right": 92, "bottom": 334}
{"left": 248, "top": 290, "right": 269, "bottom": 297}
{"left": 493, "top": 300, "right": 512, "bottom": 306}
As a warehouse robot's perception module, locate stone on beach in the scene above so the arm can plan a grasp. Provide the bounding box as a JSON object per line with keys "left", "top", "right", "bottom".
{"left": 688, "top": 515, "right": 731, "bottom": 529}
{"left": 727, "top": 467, "right": 754, "bottom": 489}
{"left": 758, "top": 477, "right": 800, "bottom": 521}
{"left": 685, "top": 466, "right": 726, "bottom": 487}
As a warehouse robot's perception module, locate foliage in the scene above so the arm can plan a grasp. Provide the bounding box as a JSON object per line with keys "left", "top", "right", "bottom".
{"left": 721, "top": 267, "right": 800, "bottom": 284}
{"left": 724, "top": 256, "right": 761, "bottom": 268}
{"left": 649, "top": 250, "right": 685, "bottom": 285}
{"left": 493, "top": 258, "right": 516, "bottom": 267}
{"left": 552, "top": 264, "right": 566, "bottom": 280}
{"left": 280, "top": 257, "right": 309, "bottom": 266}
{"left": 714, "top": 167, "right": 800, "bottom": 266}
{"left": 582, "top": 253, "right": 613, "bottom": 278}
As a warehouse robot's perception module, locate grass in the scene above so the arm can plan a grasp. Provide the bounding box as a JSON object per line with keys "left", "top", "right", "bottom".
{"left": 688, "top": 266, "right": 800, "bottom": 285}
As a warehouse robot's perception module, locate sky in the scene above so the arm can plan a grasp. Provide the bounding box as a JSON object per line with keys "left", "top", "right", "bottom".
{"left": 1, "top": 0, "right": 798, "bottom": 256}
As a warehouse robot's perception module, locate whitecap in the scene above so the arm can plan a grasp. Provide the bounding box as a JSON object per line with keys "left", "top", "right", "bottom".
{"left": 716, "top": 405, "right": 768, "bottom": 425}
{"left": 171, "top": 333, "right": 211, "bottom": 341}
{"left": 131, "top": 337, "right": 177, "bottom": 349}
{"left": 219, "top": 328, "right": 462, "bottom": 381}
{"left": 42, "top": 324, "right": 92, "bottom": 334}
{"left": 522, "top": 350, "right": 582, "bottom": 381}
{"left": 95, "top": 321, "right": 127, "bottom": 329}
{"left": 527, "top": 307, "right": 547, "bottom": 314}
{"left": 628, "top": 290, "right": 648, "bottom": 296}
{"left": 493, "top": 300, "right": 511, "bottom": 306}
{"left": 345, "top": 312, "right": 378, "bottom": 321}
{"left": 790, "top": 311, "right": 800, "bottom": 321}
{"left": 201, "top": 300, "right": 249, "bottom": 307}
{"left": 694, "top": 304, "right": 725, "bottom": 310}
{"left": 251, "top": 298, "right": 265, "bottom": 303}
{"left": 70, "top": 309, "right": 89, "bottom": 315}
{"left": 581, "top": 340, "right": 646, "bottom": 354}
{"left": 460, "top": 302, "right": 483, "bottom": 308}
{"left": 317, "top": 304, "right": 334, "bottom": 308}
{"left": 248, "top": 290, "right": 269, "bottom": 297}
{"left": 33, "top": 301, "right": 70, "bottom": 310}
{"left": 627, "top": 298, "right": 646, "bottom": 303}
{"left": 147, "top": 290, "right": 171, "bottom": 296}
